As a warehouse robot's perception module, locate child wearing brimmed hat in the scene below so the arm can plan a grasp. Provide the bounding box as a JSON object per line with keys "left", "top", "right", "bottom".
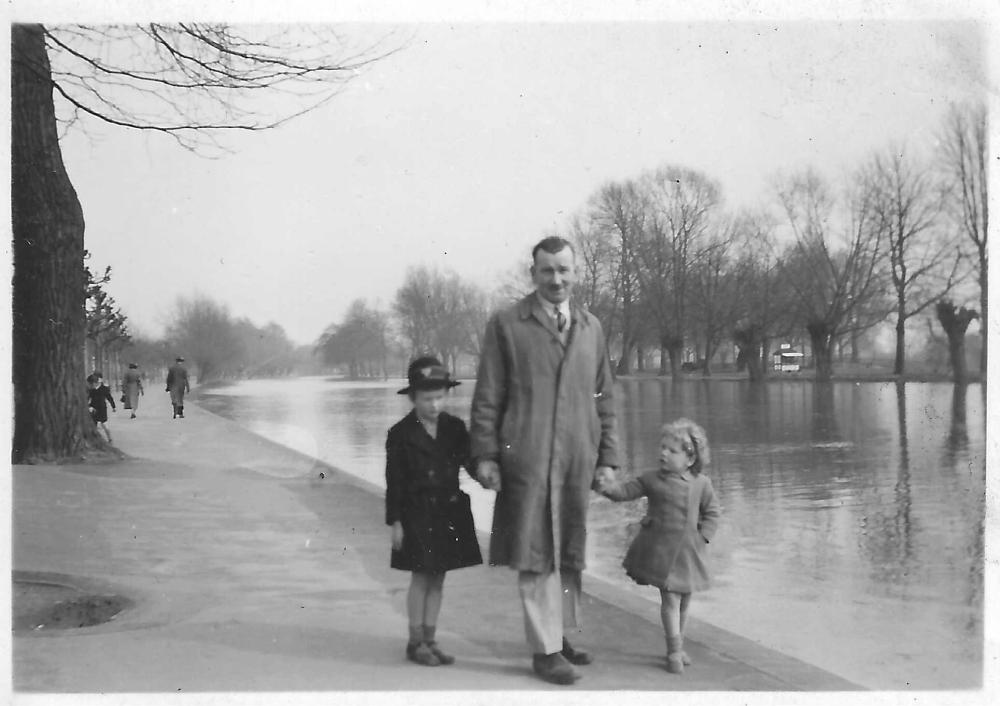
{"left": 386, "top": 356, "right": 483, "bottom": 666}
{"left": 596, "top": 418, "right": 721, "bottom": 674}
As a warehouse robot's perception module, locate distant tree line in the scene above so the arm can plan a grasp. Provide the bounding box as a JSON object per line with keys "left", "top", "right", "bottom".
{"left": 316, "top": 265, "right": 494, "bottom": 379}
{"left": 316, "top": 104, "right": 985, "bottom": 386}
{"left": 93, "top": 294, "right": 318, "bottom": 388}
{"left": 554, "top": 101, "right": 985, "bottom": 383}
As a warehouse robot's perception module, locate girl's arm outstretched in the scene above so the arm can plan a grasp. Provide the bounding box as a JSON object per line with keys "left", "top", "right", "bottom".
{"left": 598, "top": 471, "right": 646, "bottom": 502}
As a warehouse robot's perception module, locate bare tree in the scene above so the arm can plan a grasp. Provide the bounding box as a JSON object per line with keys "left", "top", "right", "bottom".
{"left": 634, "top": 166, "right": 722, "bottom": 378}
{"left": 317, "top": 300, "right": 390, "bottom": 379}
{"left": 569, "top": 216, "right": 618, "bottom": 336}
{"left": 688, "top": 221, "right": 741, "bottom": 376}
{"left": 393, "top": 266, "right": 490, "bottom": 372}
{"left": 12, "top": 23, "right": 393, "bottom": 462}
{"left": 776, "top": 169, "right": 890, "bottom": 381}
{"left": 864, "top": 145, "right": 962, "bottom": 375}
{"left": 165, "top": 295, "right": 245, "bottom": 383}
{"left": 940, "top": 102, "right": 988, "bottom": 378}
{"left": 588, "top": 180, "right": 645, "bottom": 374}
{"left": 730, "top": 211, "right": 795, "bottom": 381}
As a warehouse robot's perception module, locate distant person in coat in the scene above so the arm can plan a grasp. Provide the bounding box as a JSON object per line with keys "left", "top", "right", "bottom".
{"left": 87, "top": 372, "right": 116, "bottom": 443}
{"left": 122, "top": 363, "right": 144, "bottom": 419}
{"left": 470, "top": 235, "right": 621, "bottom": 686}
{"left": 166, "top": 356, "right": 190, "bottom": 419}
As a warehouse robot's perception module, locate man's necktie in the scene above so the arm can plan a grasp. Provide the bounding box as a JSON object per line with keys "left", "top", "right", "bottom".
{"left": 556, "top": 309, "right": 567, "bottom": 333}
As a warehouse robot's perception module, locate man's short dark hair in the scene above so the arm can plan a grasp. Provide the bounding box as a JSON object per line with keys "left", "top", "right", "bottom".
{"left": 531, "top": 236, "right": 574, "bottom": 262}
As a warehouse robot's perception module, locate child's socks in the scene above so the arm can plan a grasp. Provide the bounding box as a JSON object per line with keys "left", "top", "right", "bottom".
{"left": 666, "top": 634, "right": 684, "bottom": 674}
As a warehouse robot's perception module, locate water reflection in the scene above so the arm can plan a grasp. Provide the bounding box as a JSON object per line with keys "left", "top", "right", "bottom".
{"left": 946, "top": 382, "right": 969, "bottom": 459}
{"left": 198, "top": 377, "right": 985, "bottom": 690}
{"left": 861, "top": 382, "right": 915, "bottom": 589}
{"left": 810, "top": 382, "right": 838, "bottom": 443}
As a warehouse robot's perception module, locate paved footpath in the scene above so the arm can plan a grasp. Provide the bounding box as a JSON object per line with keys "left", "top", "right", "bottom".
{"left": 12, "top": 396, "right": 861, "bottom": 693}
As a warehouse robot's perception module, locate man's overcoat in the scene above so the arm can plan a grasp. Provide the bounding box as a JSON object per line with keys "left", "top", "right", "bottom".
{"left": 470, "top": 293, "right": 620, "bottom": 573}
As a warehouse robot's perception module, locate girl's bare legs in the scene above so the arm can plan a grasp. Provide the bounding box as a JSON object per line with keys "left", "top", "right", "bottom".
{"left": 99, "top": 422, "right": 112, "bottom": 444}
{"left": 422, "top": 572, "right": 453, "bottom": 664}
{"left": 406, "top": 573, "right": 440, "bottom": 666}
{"left": 678, "top": 592, "right": 692, "bottom": 665}
{"left": 660, "top": 589, "right": 685, "bottom": 673}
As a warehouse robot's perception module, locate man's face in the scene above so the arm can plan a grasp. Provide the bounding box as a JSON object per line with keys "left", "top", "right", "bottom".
{"left": 531, "top": 246, "right": 576, "bottom": 305}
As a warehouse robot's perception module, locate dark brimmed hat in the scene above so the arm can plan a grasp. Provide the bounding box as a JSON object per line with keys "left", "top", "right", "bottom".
{"left": 176, "top": 356, "right": 185, "bottom": 362}
{"left": 397, "top": 356, "right": 461, "bottom": 395}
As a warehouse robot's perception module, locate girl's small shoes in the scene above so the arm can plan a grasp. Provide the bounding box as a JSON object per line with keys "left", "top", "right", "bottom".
{"left": 666, "top": 635, "right": 685, "bottom": 674}
{"left": 406, "top": 641, "right": 441, "bottom": 666}
{"left": 427, "top": 641, "right": 455, "bottom": 665}
{"left": 666, "top": 652, "right": 685, "bottom": 674}
{"left": 680, "top": 650, "right": 692, "bottom": 666}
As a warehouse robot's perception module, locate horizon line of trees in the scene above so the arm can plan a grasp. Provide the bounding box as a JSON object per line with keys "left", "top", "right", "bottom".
{"left": 318, "top": 101, "right": 986, "bottom": 386}
{"left": 88, "top": 292, "right": 321, "bottom": 390}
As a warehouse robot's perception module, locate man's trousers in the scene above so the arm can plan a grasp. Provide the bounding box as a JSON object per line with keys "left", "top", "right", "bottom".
{"left": 517, "top": 568, "right": 582, "bottom": 655}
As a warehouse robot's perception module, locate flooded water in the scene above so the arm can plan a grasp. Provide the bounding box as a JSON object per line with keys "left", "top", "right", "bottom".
{"left": 198, "top": 376, "right": 985, "bottom": 690}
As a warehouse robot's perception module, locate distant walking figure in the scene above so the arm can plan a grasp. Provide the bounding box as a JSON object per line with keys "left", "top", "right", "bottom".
{"left": 596, "top": 418, "right": 721, "bottom": 675}
{"left": 166, "top": 357, "right": 190, "bottom": 419}
{"left": 87, "top": 372, "right": 116, "bottom": 443}
{"left": 122, "top": 363, "right": 144, "bottom": 419}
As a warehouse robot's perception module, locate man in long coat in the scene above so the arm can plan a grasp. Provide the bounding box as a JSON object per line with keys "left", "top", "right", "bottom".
{"left": 166, "top": 356, "right": 190, "bottom": 419}
{"left": 470, "top": 236, "right": 620, "bottom": 685}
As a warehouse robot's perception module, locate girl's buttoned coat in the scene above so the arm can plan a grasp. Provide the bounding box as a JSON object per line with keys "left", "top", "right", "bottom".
{"left": 470, "top": 294, "right": 620, "bottom": 573}
{"left": 385, "top": 410, "right": 483, "bottom": 573}
{"left": 603, "top": 469, "right": 721, "bottom": 593}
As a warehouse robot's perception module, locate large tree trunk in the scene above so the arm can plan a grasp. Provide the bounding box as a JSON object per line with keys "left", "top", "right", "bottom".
{"left": 666, "top": 337, "right": 683, "bottom": 381}
{"left": 734, "top": 325, "right": 766, "bottom": 382}
{"left": 702, "top": 339, "right": 714, "bottom": 377}
{"left": 636, "top": 344, "right": 646, "bottom": 372}
{"left": 12, "top": 24, "right": 100, "bottom": 463}
{"left": 979, "top": 269, "right": 987, "bottom": 380}
{"left": 807, "top": 322, "right": 834, "bottom": 382}
{"left": 658, "top": 344, "right": 668, "bottom": 376}
{"left": 893, "top": 301, "right": 906, "bottom": 376}
{"left": 616, "top": 337, "right": 634, "bottom": 375}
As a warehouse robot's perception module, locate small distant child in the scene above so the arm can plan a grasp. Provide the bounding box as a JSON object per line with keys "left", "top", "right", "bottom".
{"left": 86, "top": 372, "right": 116, "bottom": 443}
{"left": 385, "top": 356, "right": 483, "bottom": 667}
{"left": 596, "top": 418, "right": 721, "bottom": 674}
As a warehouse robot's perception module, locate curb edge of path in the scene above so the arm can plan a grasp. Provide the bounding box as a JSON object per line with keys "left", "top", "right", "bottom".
{"left": 189, "top": 393, "right": 864, "bottom": 692}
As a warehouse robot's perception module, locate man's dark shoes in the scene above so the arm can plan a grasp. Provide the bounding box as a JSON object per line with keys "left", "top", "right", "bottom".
{"left": 532, "top": 652, "right": 580, "bottom": 685}
{"left": 561, "top": 637, "right": 593, "bottom": 665}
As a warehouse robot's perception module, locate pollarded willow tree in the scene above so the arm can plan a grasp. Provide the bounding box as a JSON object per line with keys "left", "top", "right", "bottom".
{"left": 939, "top": 102, "right": 988, "bottom": 380}
{"left": 775, "top": 168, "right": 891, "bottom": 382}
{"left": 12, "top": 23, "right": 397, "bottom": 462}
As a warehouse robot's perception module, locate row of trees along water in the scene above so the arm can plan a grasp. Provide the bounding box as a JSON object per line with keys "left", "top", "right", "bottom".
{"left": 86, "top": 283, "right": 320, "bottom": 390}
{"left": 10, "top": 19, "right": 986, "bottom": 463}
{"left": 318, "top": 102, "right": 986, "bottom": 385}
{"left": 12, "top": 23, "right": 395, "bottom": 462}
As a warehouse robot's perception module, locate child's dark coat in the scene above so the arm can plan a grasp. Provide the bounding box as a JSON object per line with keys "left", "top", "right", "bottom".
{"left": 385, "top": 410, "right": 483, "bottom": 573}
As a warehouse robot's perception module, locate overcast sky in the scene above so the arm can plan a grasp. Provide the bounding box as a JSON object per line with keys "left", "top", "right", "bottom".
{"left": 59, "top": 19, "right": 987, "bottom": 344}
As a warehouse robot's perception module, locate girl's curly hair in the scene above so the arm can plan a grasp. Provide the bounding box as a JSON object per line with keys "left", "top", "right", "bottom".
{"left": 661, "top": 418, "right": 711, "bottom": 474}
